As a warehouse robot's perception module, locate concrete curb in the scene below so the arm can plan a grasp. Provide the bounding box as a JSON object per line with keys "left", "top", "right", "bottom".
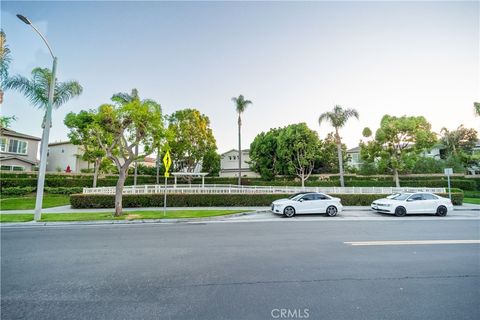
{"left": 0, "top": 210, "right": 258, "bottom": 227}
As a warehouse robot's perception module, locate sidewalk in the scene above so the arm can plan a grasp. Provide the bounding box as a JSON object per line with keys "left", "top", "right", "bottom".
{"left": 1, "top": 204, "right": 479, "bottom": 214}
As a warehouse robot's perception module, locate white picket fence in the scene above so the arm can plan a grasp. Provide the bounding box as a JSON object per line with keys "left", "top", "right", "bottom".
{"left": 82, "top": 184, "right": 446, "bottom": 195}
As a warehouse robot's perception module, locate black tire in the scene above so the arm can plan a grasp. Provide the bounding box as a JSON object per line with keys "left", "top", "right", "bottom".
{"left": 394, "top": 206, "right": 407, "bottom": 217}
{"left": 326, "top": 205, "right": 338, "bottom": 217}
{"left": 436, "top": 205, "right": 448, "bottom": 217}
{"left": 283, "top": 206, "right": 296, "bottom": 218}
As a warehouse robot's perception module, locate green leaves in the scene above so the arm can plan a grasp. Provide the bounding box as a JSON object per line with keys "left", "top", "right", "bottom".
{"left": 318, "top": 105, "right": 359, "bottom": 129}
{"left": 231, "top": 94, "right": 252, "bottom": 114}
{"left": 4, "top": 67, "right": 83, "bottom": 110}
{"left": 167, "top": 108, "right": 217, "bottom": 174}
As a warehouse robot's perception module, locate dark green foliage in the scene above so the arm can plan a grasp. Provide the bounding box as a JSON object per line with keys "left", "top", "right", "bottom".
{"left": 70, "top": 191, "right": 463, "bottom": 208}
{"left": 44, "top": 187, "right": 84, "bottom": 195}
{"left": 1, "top": 187, "right": 35, "bottom": 196}
{"left": 1, "top": 174, "right": 477, "bottom": 191}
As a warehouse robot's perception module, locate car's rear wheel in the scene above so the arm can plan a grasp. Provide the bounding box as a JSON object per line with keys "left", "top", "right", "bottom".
{"left": 394, "top": 206, "right": 407, "bottom": 217}
{"left": 436, "top": 205, "right": 448, "bottom": 216}
{"left": 326, "top": 205, "right": 338, "bottom": 217}
{"left": 283, "top": 206, "right": 296, "bottom": 218}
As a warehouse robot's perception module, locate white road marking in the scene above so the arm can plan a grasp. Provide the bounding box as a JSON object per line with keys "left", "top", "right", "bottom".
{"left": 344, "top": 240, "right": 480, "bottom": 246}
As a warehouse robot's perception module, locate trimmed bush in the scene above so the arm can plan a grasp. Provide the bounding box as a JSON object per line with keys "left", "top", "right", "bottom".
{"left": 44, "top": 187, "right": 84, "bottom": 195}
{"left": 70, "top": 191, "right": 463, "bottom": 209}
{"left": 1, "top": 187, "right": 36, "bottom": 196}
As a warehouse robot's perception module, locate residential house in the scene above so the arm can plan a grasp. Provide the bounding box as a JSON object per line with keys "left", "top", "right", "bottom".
{"left": 346, "top": 146, "right": 361, "bottom": 169}
{"left": 47, "top": 141, "right": 89, "bottom": 173}
{"left": 219, "top": 149, "right": 259, "bottom": 178}
{"left": 0, "top": 128, "right": 40, "bottom": 171}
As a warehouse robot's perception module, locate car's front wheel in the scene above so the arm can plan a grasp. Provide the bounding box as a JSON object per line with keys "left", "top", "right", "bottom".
{"left": 394, "top": 206, "right": 407, "bottom": 217}
{"left": 436, "top": 205, "right": 448, "bottom": 217}
{"left": 326, "top": 205, "right": 338, "bottom": 217}
{"left": 283, "top": 206, "right": 296, "bottom": 218}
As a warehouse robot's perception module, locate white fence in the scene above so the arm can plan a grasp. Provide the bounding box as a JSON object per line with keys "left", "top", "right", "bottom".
{"left": 83, "top": 184, "right": 446, "bottom": 195}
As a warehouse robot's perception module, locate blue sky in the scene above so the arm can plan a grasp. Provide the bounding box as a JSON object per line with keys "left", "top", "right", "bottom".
{"left": 2, "top": 1, "right": 479, "bottom": 153}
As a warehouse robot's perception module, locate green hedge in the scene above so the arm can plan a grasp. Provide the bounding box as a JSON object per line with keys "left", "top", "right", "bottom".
{"left": 2, "top": 177, "right": 475, "bottom": 190}
{"left": 1, "top": 186, "right": 84, "bottom": 195}
{"left": 70, "top": 192, "right": 463, "bottom": 209}
{"left": 1, "top": 186, "right": 36, "bottom": 196}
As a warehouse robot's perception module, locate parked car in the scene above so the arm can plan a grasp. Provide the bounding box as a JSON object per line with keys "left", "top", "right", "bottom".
{"left": 371, "top": 192, "right": 453, "bottom": 217}
{"left": 271, "top": 192, "right": 343, "bottom": 218}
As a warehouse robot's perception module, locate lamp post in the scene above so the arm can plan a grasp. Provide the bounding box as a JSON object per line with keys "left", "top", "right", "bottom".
{"left": 17, "top": 14, "right": 57, "bottom": 221}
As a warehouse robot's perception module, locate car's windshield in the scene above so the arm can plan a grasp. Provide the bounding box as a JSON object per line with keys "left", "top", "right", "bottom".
{"left": 288, "top": 193, "right": 305, "bottom": 199}
{"left": 391, "top": 193, "right": 412, "bottom": 201}
{"left": 290, "top": 194, "right": 305, "bottom": 201}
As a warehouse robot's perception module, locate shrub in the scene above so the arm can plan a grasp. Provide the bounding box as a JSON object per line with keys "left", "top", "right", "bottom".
{"left": 70, "top": 191, "right": 463, "bottom": 209}
{"left": 1, "top": 187, "right": 36, "bottom": 196}
{"left": 44, "top": 187, "right": 84, "bottom": 195}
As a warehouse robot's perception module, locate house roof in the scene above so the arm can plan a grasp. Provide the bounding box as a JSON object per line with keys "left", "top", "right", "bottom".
{"left": 221, "top": 149, "right": 250, "bottom": 156}
{"left": 0, "top": 128, "right": 41, "bottom": 141}
{"left": 346, "top": 146, "right": 360, "bottom": 153}
{"left": 0, "top": 155, "right": 38, "bottom": 165}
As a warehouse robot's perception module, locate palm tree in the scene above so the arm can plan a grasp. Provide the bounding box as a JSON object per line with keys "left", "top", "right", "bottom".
{"left": 0, "top": 30, "right": 12, "bottom": 105}
{"left": 4, "top": 68, "right": 82, "bottom": 127}
{"left": 231, "top": 95, "right": 252, "bottom": 185}
{"left": 474, "top": 102, "right": 480, "bottom": 117}
{"left": 319, "top": 105, "right": 359, "bottom": 187}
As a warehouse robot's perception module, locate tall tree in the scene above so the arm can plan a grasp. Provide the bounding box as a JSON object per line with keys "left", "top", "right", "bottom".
{"left": 318, "top": 105, "right": 359, "bottom": 187}
{"left": 92, "top": 94, "right": 164, "bottom": 216}
{"left": 167, "top": 108, "right": 217, "bottom": 182}
{"left": 64, "top": 110, "right": 106, "bottom": 187}
{"left": 0, "top": 29, "right": 11, "bottom": 105}
{"left": 4, "top": 68, "right": 82, "bottom": 127}
{"left": 374, "top": 115, "right": 437, "bottom": 187}
{"left": 318, "top": 132, "right": 349, "bottom": 174}
{"left": 277, "top": 123, "right": 321, "bottom": 187}
{"left": 111, "top": 89, "right": 141, "bottom": 185}
{"left": 249, "top": 128, "right": 282, "bottom": 180}
{"left": 231, "top": 95, "right": 252, "bottom": 185}
{"left": 0, "top": 30, "right": 15, "bottom": 126}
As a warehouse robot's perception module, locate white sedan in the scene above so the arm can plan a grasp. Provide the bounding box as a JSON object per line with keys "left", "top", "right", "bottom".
{"left": 271, "top": 192, "right": 343, "bottom": 217}
{"left": 371, "top": 192, "right": 454, "bottom": 217}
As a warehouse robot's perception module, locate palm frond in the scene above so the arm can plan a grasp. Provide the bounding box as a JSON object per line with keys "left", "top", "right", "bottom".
{"left": 53, "top": 80, "right": 83, "bottom": 108}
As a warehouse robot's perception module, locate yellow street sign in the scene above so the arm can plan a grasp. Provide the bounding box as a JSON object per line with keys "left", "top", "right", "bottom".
{"left": 163, "top": 150, "right": 172, "bottom": 177}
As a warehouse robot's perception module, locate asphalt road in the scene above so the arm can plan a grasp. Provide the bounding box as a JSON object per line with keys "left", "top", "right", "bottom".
{"left": 2, "top": 219, "right": 479, "bottom": 320}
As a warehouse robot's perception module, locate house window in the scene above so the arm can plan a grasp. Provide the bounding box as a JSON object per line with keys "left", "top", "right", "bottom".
{"left": 0, "top": 138, "right": 7, "bottom": 152}
{"left": 4, "top": 138, "right": 28, "bottom": 155}
{"left": 0, "top": 165, "right": 25, "bottom": 171}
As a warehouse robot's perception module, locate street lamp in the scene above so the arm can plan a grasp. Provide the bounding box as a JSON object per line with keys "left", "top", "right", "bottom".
{"left": 17, "top": 14, "right": 58, "bottom": 221}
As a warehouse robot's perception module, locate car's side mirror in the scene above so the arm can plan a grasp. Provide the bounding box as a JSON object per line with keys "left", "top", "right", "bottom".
{"left": 407, "top": 198, "right": 414, "bottom": 202}
{"left": 299, "top": 199, "right": 304, "bottom": 202}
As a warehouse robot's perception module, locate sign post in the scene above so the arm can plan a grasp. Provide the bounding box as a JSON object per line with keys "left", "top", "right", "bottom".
{"left": 163, "top": 150, "right": 172, "bottom": 217}
{"left": 444, "top": 168, "right": 453, "bottom": 200}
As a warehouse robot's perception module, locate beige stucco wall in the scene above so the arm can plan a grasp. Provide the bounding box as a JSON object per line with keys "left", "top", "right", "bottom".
{"left": 0, "top": 135, "right": 39, "bottom": 164}
{"left": 0, "top": 158, "right": 35, "bottom": 171}
{"left": 47, "top": 143, "right": 89, "bottom": 173}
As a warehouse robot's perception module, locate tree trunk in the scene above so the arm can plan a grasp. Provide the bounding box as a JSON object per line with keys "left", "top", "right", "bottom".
{"left": 115, "top": 168, "right": 127, "bottom": 217}
{"left": 156, "top": 149, "right": 160, "bottom": 185}
{"left": 134, "top": 144, "right": 138, "bottom": 186}
{"left": 238, "top": 114, "right": 242, "bottom": 186}
{"left": 301, "top": 173, "right": 305, "bottom": 188}
{"left": 335, "top": 129, "right": 345, "bottom": 187}
{"left": 93, "top": 158, "right": 100, "bottom": 188}
{"left": 393, "top": 169, "right": 400, "bottom": 188}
